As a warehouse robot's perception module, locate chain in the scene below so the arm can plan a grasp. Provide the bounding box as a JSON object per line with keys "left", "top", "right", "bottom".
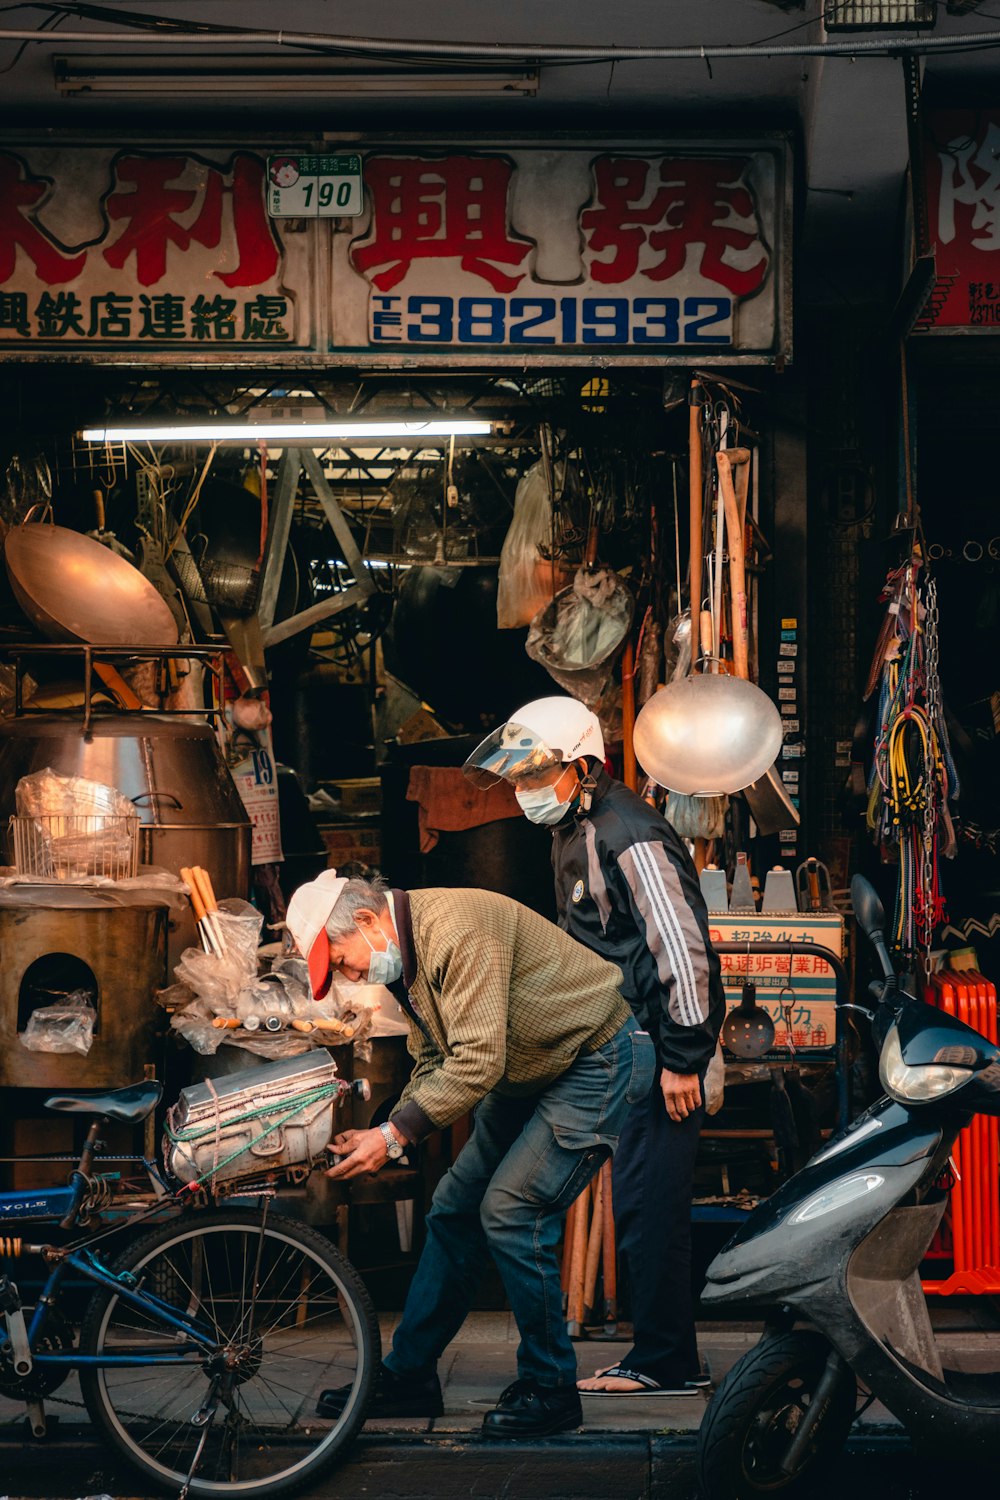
{"left": 918, "top": 576, "right": 941, "bottom": 978}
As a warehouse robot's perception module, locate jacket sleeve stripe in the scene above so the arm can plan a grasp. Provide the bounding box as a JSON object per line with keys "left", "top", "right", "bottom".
{"left": 584, "top": 821, "right": 613, "bottom": 932}
{"left": 620, "top": 842, "right": 706, "bottom": 1028}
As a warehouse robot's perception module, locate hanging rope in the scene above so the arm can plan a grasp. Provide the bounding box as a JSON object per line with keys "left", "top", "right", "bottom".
{"left": 864, "top": 558, "right": 957, "bottom": 970}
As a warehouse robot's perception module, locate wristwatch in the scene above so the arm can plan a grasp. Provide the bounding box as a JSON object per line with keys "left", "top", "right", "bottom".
{"left": 379, "top": 1122, "right": 406, "bottom": 1161}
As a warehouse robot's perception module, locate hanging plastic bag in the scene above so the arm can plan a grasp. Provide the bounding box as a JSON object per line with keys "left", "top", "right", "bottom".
{"left": 496, "top": 460, "right": 571, "bottom": 629}
{"left": 525, "top": 567, "right": 634, "bottom": 707}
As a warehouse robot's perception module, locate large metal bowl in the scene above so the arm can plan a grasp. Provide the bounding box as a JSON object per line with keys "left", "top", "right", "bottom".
{"left": 4, "top": 522, "right": 178, "bottom": 646}
{"left": 633, "top": 674, "right": 783, "bottom": 796}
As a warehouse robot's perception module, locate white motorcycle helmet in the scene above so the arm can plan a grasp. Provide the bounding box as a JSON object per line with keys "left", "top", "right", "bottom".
{"left": 463, "top": 696, "right": 605, "bottom": 788}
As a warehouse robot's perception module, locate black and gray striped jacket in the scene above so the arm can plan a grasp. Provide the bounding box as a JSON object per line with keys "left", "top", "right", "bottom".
{"left": 551, "top": 767, "right": 724, "bottom": 1077}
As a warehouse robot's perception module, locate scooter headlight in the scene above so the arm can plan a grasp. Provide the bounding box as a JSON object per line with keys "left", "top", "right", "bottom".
{"left": 879, "top": 1025, "right": 973, "bottom": 1102}
{"left": 789, "top": 1173, "right": 885, "bottom": 1224}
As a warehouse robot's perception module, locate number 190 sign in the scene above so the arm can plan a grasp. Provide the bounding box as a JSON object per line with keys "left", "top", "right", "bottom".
{"left": 267, "top": 154, "right": 363, "bottom": 217}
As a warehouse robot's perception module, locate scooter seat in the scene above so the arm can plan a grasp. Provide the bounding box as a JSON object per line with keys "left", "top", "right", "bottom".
{"left": 44, "top": 1080, "right": 163, "bottom": 1124}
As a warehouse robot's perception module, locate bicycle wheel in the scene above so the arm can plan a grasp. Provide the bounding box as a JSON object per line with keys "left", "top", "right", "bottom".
{"left": 79, "top": 1208, "right": 379, "bottom": 1500}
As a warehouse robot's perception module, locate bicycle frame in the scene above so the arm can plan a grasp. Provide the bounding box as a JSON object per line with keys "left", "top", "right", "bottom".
{"left": 23, "top": 1243, "right": 220, "bottom": 1369}
{"left": 0, "top": 1145, "right": 242, "bottom": 1374}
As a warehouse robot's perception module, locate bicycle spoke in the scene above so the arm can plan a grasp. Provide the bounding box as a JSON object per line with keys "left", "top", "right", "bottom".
{"left": 82, "top": 1212, "right": 376, "bottom": 1496}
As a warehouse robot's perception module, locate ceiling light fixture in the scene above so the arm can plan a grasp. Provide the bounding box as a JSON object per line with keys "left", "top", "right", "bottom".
{"left": 80, "top": 419, "right": 494, "bottom": 444}
{"left": 54, "top": 56, "right": 538, "bottom": 97}
{"left": 824, "top": 0, "right": 935, "bottom": 28}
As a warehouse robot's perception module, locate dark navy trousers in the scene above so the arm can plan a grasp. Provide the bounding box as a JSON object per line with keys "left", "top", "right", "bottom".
{"left": 611, "top": 1069, "right": 705, "bottom": 1385}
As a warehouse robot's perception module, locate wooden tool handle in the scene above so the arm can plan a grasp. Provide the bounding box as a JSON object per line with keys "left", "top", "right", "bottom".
{"left": 621, "top": 639, "right": 638, "bottom": 792}
{"left": 600, "top": 1158, "right": 617, "bottom": 1315}
{"left": 688, "top": 380, "right": 704, "bottom": 671}
{"left": 181, "top": 867, "right": 207, "bottom": 923}
{"left": 583, "top": 1172, "right": 604, "bottom": 1318}
{"left": 716, "top": 451, "right": 750, "bottom": 682}
{"left": 190, "top": 866, "right": 218, "bottom": 914}
{"left": 700, "top": 609, "right": 715, "bottom": 661}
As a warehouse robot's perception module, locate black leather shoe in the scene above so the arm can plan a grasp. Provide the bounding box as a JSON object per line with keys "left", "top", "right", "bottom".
{"left": 317, "top": 1361, "right": 443, "bottom": 1420}
{"left": 481, "top": 1378, "right": 583, "bottom": 1438}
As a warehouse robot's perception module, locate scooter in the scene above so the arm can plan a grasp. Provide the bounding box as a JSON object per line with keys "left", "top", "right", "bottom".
{"left": 697, "top": 874, "right": 1000, "bottom": 1498}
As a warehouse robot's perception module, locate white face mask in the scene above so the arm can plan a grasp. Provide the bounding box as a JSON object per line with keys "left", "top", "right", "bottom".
{"left": 356, "top": 922, "right": 403, "bottom": 985}
{"left": 515, "top": 783, "right": 574, "bottom": 826}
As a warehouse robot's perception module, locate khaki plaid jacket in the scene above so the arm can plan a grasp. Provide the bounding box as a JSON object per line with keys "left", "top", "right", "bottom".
{"left": 390, "top": 887, "right": 630, "bottom": 1143}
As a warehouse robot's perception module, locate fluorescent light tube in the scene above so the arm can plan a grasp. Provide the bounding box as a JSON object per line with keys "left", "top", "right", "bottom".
{"left": 80, "top": 420, "right": 493, "bottom": 444}
{"left": 54, "top": 56, "right": 538, "bottom": 97}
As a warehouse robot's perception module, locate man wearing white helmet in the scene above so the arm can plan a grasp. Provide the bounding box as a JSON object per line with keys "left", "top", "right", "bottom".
{"left": 465, "top": 696, "right": 724, "bottom": 1397}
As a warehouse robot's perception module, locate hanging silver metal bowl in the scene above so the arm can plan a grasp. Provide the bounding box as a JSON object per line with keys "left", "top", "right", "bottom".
{"left": 633, "top": 674, "right": 783, "bottom": 796}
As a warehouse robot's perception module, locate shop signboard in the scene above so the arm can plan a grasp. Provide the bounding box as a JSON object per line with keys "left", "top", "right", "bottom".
{"left": 333, "top": 140, "right": 791, "bottom": 363}
{"left": 0, "top": 137, "right": 790, "bottom": 365}
{"left": 0, "top": 146, "right": 313, "bottom": 358}
{"left": 709, "top": 912, "right": 844, "bottom": 1050}
{"left": 922, "top": 110, "right": 1000, "bottom": 330}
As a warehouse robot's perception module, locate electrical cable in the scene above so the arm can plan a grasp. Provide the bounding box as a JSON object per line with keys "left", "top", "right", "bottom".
{"left": 2, "top": 19, "right": 1000, "bottom": 62}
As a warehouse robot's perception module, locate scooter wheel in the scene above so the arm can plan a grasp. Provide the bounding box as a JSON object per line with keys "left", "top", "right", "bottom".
{"left": 697, "top": 1330, "right": 856, "bottom": 1498}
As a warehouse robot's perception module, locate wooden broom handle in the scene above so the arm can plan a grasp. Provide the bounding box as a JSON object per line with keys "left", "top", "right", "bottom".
{"left": 716, "top": 450, "right": 750, "bottom": 682}
{"left": 688, "top": 379, "right": 704, "bottom": 671}
{"left": 181, "top": 867, "right": 207, "bottom": 924}
{"left": 190, "top": 866, "right": 218, "bottom": 914}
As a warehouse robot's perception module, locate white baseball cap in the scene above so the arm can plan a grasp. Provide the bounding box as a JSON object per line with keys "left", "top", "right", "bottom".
{"left": 284, "top": 869, "right": 348, "bottom": 1000}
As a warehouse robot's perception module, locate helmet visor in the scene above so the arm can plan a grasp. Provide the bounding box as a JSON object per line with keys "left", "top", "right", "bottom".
{"left": 462, "top": 721, "right": 564, "bottom": 789}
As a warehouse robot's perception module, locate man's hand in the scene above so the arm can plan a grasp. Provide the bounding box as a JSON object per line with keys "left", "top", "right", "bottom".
{"left": 325, "top": 1127, "right": 388, "bottom": 1180}
{"left": 660, "top": 1070, "right": 702, "bottom": 1123}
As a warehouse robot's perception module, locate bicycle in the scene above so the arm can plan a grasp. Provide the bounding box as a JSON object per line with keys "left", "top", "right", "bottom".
{"left": 0, "top": 1072, "right": 380, "bottom": 1499}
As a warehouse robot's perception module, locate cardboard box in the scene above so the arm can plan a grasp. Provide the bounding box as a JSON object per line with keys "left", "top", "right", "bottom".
{"left": 322, "top": 778, "right": 381, "bottom": 816}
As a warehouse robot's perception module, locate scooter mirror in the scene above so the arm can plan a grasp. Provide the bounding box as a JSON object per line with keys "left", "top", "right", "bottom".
{"left": 851, "top": 875, "right": 886, "bottom": 937}
{"left": 851, "top": 875, "right": 895, "bottom": 980}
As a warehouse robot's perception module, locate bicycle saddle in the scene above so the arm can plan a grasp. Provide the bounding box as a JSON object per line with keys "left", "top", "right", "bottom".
{"left": 44, "top": 1080, "right": 163, "bottom": 1123}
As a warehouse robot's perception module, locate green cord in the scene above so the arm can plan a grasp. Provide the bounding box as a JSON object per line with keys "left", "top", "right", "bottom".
{"left": 166, "top": 1082, "right": 341, "bottom": 1190}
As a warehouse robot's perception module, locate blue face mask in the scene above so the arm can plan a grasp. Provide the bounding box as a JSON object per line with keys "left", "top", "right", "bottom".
{"left": 356, "top": 922, "right": 403, "bottom": 985}
{"left": 515, "top": 783, "right": 574, "bottom": 826}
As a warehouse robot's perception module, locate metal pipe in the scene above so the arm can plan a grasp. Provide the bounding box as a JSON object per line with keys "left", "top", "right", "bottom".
{"left": 1, "top": 26, "right": 999, "bottom": 62}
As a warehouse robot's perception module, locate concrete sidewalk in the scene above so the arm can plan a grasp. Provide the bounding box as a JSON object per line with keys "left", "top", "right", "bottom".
{"left": 370, "top": 1308, "right": 1000, "bottom": 1436}
{"left": 1, "top": 1312, "right": 997, "bottom": 1497}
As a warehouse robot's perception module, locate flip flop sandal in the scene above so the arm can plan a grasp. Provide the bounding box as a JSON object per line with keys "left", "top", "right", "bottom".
{"left": 577, "top": 1364, "right": 705, "bottom": 1397}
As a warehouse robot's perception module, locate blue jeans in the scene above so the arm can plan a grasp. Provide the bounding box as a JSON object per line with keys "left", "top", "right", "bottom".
{"left": 385, "top": 1017, "right": 655, "bottom": 1389}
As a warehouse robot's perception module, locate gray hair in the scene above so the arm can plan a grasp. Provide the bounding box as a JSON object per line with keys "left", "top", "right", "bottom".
{"left": 324, "top": 875, "right": 389, "bottom": 940}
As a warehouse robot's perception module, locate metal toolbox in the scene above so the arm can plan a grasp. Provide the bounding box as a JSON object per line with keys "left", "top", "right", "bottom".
{"left": 165, "top": 1049, "right": 340, "bottom": 1188}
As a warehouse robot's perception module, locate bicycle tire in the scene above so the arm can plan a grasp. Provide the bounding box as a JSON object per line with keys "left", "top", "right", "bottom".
{"left": 79, "top": 1208, "right": 379, "bottom": 1500}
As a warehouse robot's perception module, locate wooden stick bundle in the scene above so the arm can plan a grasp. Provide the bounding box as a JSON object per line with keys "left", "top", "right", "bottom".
{"left": 560, "top": 1164, "right": 618, "bottom": 1339}
{"left": 181, "top": 865, "right": 227, "bottom": 958}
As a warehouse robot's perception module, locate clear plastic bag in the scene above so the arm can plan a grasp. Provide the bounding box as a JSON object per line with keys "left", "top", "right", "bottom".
{"left": 173, "top": 898, "right": 263, "bottom": 1008}
{"left": 20, "top": 991, "right": 97, "bottom": 1054}
{"left": 175, "top": 946, "right": 255, "bottom": 1010}
{"left": 496, "top": 461, "right": 571, "bottom": 629}
{"left": 15, "top": 768, "right": 133, "bottom": 820}
{"left": 525, "top": 566, "right": 634, "bottom": 706}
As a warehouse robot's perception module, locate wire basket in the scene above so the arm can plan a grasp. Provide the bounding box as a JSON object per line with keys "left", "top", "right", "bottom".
{"left": 11, "top": 814, "right": 140, "bottom": 881}
{"left": 170, "top": 550, "right": 262, "bottom": 615}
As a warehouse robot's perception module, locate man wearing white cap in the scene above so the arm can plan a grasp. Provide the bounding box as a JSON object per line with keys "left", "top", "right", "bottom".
{"left": 284, "top": 869, "right": 654, "bottom": 1438}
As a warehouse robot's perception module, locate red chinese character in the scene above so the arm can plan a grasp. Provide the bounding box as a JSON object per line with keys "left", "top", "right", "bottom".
{"left": 582, "top": 155, "right": 769, "bottom": 296}
{"left": 103, "top": 154, "right": 278, "bottom": 289}
{"left": 351, "top": 156, "right": 532, "bottom": 293}
{"left": 0, "top": 154, "right": 86, "bottom": 286}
